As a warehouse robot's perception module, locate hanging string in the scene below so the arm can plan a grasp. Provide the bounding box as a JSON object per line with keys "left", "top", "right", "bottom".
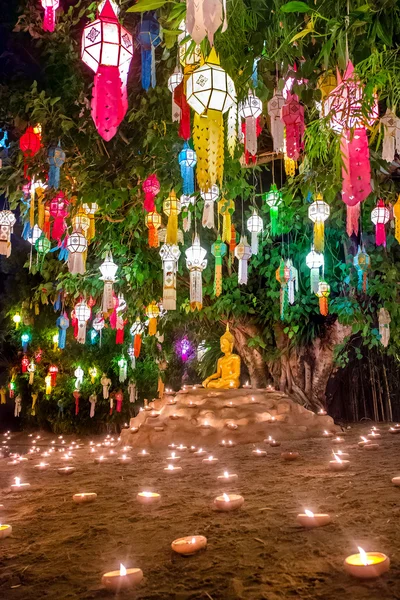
{"left": 241, "top": 194, "right": 244, "bottom": 234}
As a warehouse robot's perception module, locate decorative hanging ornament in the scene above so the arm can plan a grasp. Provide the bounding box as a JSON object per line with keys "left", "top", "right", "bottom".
{"left": 12, "top": 313, "right": 21, "bottom": 329}
{"left": 393, "top": 194, "right": 400, "bottom": 243}
{"left": 101, "top": 373, "right": 111, "bottom": 399}
{"left": 201, "top": 185, "right": 219, "bottom": 229}
{"left": 92, "top": 312, "right": 105, "bottom": 346}
{"left": 127, "top": 344, "right": 135, "bottom": 369}
{"left": 286, "top": 259, "right": 298, "bottom": 305}
{"left": 0, "top": 210, "right": 16, "bottom": 258}
{"left": 308, "top": 194, "right": 330, "bottom": 253}
{"left": 146, "top": 302, "right": 160, "bottom": 336}
{"left": 49, "top": 364, "right": 58, "bottom": 386}
{"left": 306, "top": 248, "right": 324, "bottom": 294}
{"left": 66, "top": 230, "right": 88, "bottom": 274}
{"left": 145, "top": 210, "right": 162, "bottom": 247}
{"left": 138, "top": 12, "right": 162, "bottom": 91}
{"left": 378, "top": 307, "right": 391, "bottom": 347}
{"left": 115, "top": 293, "right": 127, "bottom": 344}
{"left": 45, "top": 374, "right": 52, "bottom": 396}
{"left": 26, "top": 224, "right": 43, "bottom": 246}
{"left": 74, "top": 366, "right": 84, "bottom": 390}
{"left": 21, "top": 332, "right": 31, "bottom": 353}
{"left": 19, "top": 126, "right": 41, "bottom": 179}
{"left": 81, "top": 0, "right": 133, "bottom": 141}
{"left": 99, "top": 252, "right": 118, "bottom": 314}
{"left": 142, "top": 174, "right": 160, "bottom": 212}
{"left": 21, "top": 355, "right": 29, "bottom": 373}
{"left": 239, "top": 91, "right": 263, "bottom": 164}
{"left": 185, "top": 234, "right": 207, "bottom": 311}
{"left": 89, "top": 366, "right": 98, "bottom": 384}
{"left": 178, "top": 142, "right": 197, "bottom": 195}
{"left": 14, "top": 395, "right": 22, "bottom": 417}
{"left": 276, "top": 259, "right": 290, "bottom": 320}
{"left": 316, "top": 281, "right": 330, "bottom": 316}
{"left": 187, "top": 49, "right": 236, "bottom": 192}
{"left": 381, "top": 108, "right": 400, "bottom": 163}
{"left": 354, "top": 245, "right": 370, "bottom": 292}
{"left": 281, "top": 93, "right": 305, "bottom": 161}
{"left": 89, "top": 393, "right": 97, "bottom": 417}
{"left": 74, "top": 300, "right": 91, "bottom": 344}
{"left": 168, "top": 66, "right": 184, "bottom": 122}
{"left": 185, "top": 0, "right": 227, "bottom": 44}
{"left": 35, "top": 234, "right": 51, "bottom": 270}
{"left": 130, "top": 318, "right": 144, "bottom": 358}
{"left": 217, "top": 197, "right": 234, "bottom": 244}
{"left": 180, "top": 195, "right": 195, "bottom": 232}
{"left": 371, "top": 199, "right": 390, "bottom": 247}
{"left": 262, "top": 184, "right": 282, "bottom": 236}
{"left": 73, "top": 390, "right": 81, "bottom": 415}
{"left": 82, "top": 203, "right": 99, "bottom": 241}
{"left": 28, "top": 361, "right": 36, "bottom": 385}
{"left": 163, "top": 190, "right": 181, "bottom": 245}
{"left": 246, "top": 209, "right": 263, "bottom": 255}
{"left": 72, "top": 209, "right": 90, "bottom": 237}
{"left": 211, "top": 235, "right": 227, "bottom": 297}
{"left": 48, "top": 142, "right": 65, "bottom": 188}
{"left": 41, "top": 0, "right": 60, "bottom": 32}
{"left": 268, "top": 91, "right": 285, "bottom": 152}
{"left": 118, "top": 357, "right": 127, "bottom": 383}
{"left": 234, "top": 235, "right": 252, "bottom": 285}
{"left": 50, "top": 192, "right": 69, "bottom": 242}
{"left": 159, "top": 244, "right": 181, "bottom": 310}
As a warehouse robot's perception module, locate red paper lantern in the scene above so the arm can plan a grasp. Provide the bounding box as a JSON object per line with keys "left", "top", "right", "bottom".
{"left": 49, "top": 364, "right": 59, "bottom": 386}
{"left": 21, "top": 355, "right": 29, "bottom": 373}
{"left": 19, "top": 127, "right": 41, "bottom": 179}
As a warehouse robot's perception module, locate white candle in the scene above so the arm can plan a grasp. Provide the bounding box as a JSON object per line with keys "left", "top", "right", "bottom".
{"left": 214, "top": 493, "right": 244, "bottom": 511}
{"left": 296, "top": 509, "right": 331, "bottom": 528}
{"left": 11, "top": 477, "right": 30, "bottom": 491}
{"left": 163, "top": 464, "right": 182, "bottom": 474}
{"left": 217, "top": 471, "right": 238, "bottom": 482}
{"left": 137, "top": 491, "right": 161, "bottom": 505}
{"left": 202, "top": 455, "right": 218, "bottom": 464}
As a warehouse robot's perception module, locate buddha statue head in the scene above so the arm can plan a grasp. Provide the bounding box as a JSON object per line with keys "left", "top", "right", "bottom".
{"left": 220, "top": 324, "right": 234, "bottom": 355}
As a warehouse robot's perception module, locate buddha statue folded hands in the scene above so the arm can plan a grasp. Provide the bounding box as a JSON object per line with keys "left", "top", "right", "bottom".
{"left": 202, "top": 325, "right": 241, "bottom": 389}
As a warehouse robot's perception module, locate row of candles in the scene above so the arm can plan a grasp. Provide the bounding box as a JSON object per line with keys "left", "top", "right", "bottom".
{"left": 1, "top": 423, "right": 398, "bottom": 589}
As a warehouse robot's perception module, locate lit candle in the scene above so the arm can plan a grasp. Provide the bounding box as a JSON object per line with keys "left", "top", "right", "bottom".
{"left": 296, "top": 509, "right": 331, "bottom": 528}
{"left": 202, "top": 455, "right": 218, "bottom": 464}
{"left": 130, "top": 427, "right": 139, "bottom": 434}
{"left": 138, "top": 450, "right": 150, "bottom": 458}
{"left": 389, "top": 427, "right": 400, "bottom": 434}
{"left": 7, "top": 460, "right": 19, "bottom": 466}
{"left": 322, "top": 430, "right": 334, "bottom": 438}
{"left": 170, "top": 414, "right": 180, "bottom": 420}
{"left": 336, "top": 450, "right": 350, "bottom": 460}
{"left": 214, "top": 493, "right": 244, "bottom": 512}
{"left": 344, "top": 547, "right": 390, "bottom": 579}
{"left": 149, "top": 411, "right": 160, "bottom": 418}
{"left": 226, "top": 423, "right": 238, "bottom": 430}
{"left": 270, "top": 416, "right": 276, "bottom": 422}
{"left": 252, "top": 449, "right": 267, "bottom": 457}
{"left": 358, "top": 436, "right": 369, "bottom": 448}
{"left": 168, "top": 443, "right": 177, "bottom": 450}
{"left": 267, "top": 437, "right": 281, "bottom": 447}
{"left": 329, "top": 453, "right": 350, "bottom": 471}
{"left": 73, "top": 493, "right": 97, "bottom": 504}
{"left": 177, "top": 444, "right": 187, "bottom": 452}
{"left": 333, "top": 437, "right": 345, "bottom": 444}
{"left": 166, "top": 452, "right": 181, "bottom": 463}
{"left": 364, "top": 443, "right": 379, "bottom": 451}
{"left": 94, "top": 455, "right": 108, "bottom": 464}
{"left": 102, "top": 564, "right": 143, "bottom": 591}
{"left": 243, "top": 381, "right": 251, "bottom": 389}
{"left": 163, "top": 464, "right": 182, "bottom": 474}
{"left": 200, "top": 420, "right": 211, "bottom": 429}
{"left": 11, "top": 477, "right": 31, "bottom": 491}
{"left": 188, "top": 445, "right": 197, "bottom": 453}
{"left": 118, "top": 455, "right": 132, "bottom": 464}
{"left": 217, "top": 471, "right": 238, "bottom": 482}
{"left": 194, "top": 448, "right": 206, "bottom": 456}
{"left": 171, "top": 535, "right": 207, "bottom": 556}
{"left": 0, "top": 524, "right": 12, "bottom": 539}
{"left": 137, "top": 491, "right": 161, "bottom": 505}
{"left": 224, "top": 401, "right": 235, "bottom": 408}
{"left": 281, "top": 451, "right": 299, "bottom": 461}
{"left": 34, "top": 462, "right": 49, "bottom": 471}
{"left": 187, "top": 401, "right": 197, "bottom": 407}
{"left": 167, "top": 399, "right": 177, "bottom": 405}
{"left": 57, "top": 467, "right": 76, "bottom": 475}
{"left": 367, "top": 431, "right": 381, "bottom": 439}
{"left": 318, "top": 409, "right": 327, "bottom": 416}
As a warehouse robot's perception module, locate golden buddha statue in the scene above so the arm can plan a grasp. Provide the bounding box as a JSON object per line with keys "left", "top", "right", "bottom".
{"left": 202, "top": 325, "right": 241, "bottom": 389}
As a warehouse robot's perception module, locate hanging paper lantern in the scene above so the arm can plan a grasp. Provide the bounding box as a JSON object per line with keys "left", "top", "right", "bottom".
{"left": 276, "top": 259, "right": 290, "bottom": 320}
{"left": 247, "top": 209, "right": 263, "bottom": 255}
{"left": 28, "top": 178, "right": 47, "bottom": 230}
{"left": 49, "top": 364, "right": 59, "bottom": 386}
{"left": 178, "top": 142, "right": 197, "bottom": 195}
{"left": 35, "top": 234, "right": 51, "bottom": 271}
{"left": 281, "top": 93, "right": 304, "bottom": 161}
{"left": 306, "top": 249, "right": 324, "bottom": 294}
{"left": 48, "top": 142, "right": 65, "bottom": 188}
{"left": 72, "top": 209, "right": 90, "bottom": 237}
{"left": 146, "top": 302, "right": 160, "bottom": 336}
{"left": 127, "top": 344, "right": 135, "bottom": 369}
{"left": 187, "top": 49, "right": 236, "bottom": 192}
{"left": 115, "top": 294, "right": 127, "bottom": 344}
{"left": 0, "top": 210, "right": 16, "bottom": 258}
{"left": 82, "top": 203, "right": 99, "bottom": 241}
{"left": 185, "top": 234, "right": 207, "bottom": 311}
{"left": 21, "top": 355, "right": 29, "bottom": 373}
{"left": 354, "top": 246, "right": 370, "bottom": 292}
{"left": 163, "top": 190, "right": 181, "bottom": 245}
{"left": 118, "top": 357, "right": 128, "bottom": 383}
{"left": 316, "top": 71, "right": 337, "bottom": 116}
{"left": 88, "top": 366, "right": 98, "bottom": 384}
{"left": 180, "top": 195, "right": 195, "bottom": 232}
{"left": 378, "top": 307, "right": 391, "bottom": 347}
{"left": 66, "top": 231, "right": 88, "bottom": 275}
{"left": 286, "top": 259, "right": 298, "bottom": 305}
{"left": 239, "top": 91, "right": 263, "bottom": 163}
{"left": 393, "top": 194, "right": 400, "bottom": 243}
{"left": 371, "top": 199, "right": 390, "bottom": 247}
{"left": 175, "top": 22, "right": 201, "bottom": 141}
{"left": 81, "top": 0, "right": 133, "bottom": 141}
{"left": 185, "top": 0, "right": 227, "bottom": 44}
{"left": 74, "top": 300, "right": 91, "bottom": 344}
{"left": 201, "top": 185, "right": 219, "bottom": 229}
{"left": 137, "top": 12, "right": 161, "bottom": 91}
{"left": 50, "top": 192, "right": 69, "bottom": 242}
{"left": 27, "top": 224, "right": 43, "bottom": 245}
{"left": 74, "top": 366, "right": 84, "bottom": 390}
{"left": 262, "top": 184, "right": 282, "bottom": 236}
{"left": 316, "top": 281, "right": 330, "bottom": 316}
{"left": 381, "top": 108, "right": 400, "bottom": 163}
{"left": 229, "top": 225, "right": 237, "bottom": 257}
{"left": 99, "top": 252, "right": 118, "bottom": 313}
{"left": 12, "top": 313, "right": 21, "bottom": 329}
{"left": 56, "top": 313, "right": 69, "bottom": 350}
{"left": 41, "top": 0, "right": 60, "bottom": 32}
{"left": 19, "top": 126, "right": 41, "bottom": 179}
{"left": 145, "top": 210, "right": 162, "bottom": 247}
{"left": 52, "top": 333, "right": 59, "bottom": 351}
{"left": 268, "top": 91, "right": 285, "bottom": 152}
{"left": 234, "top": 236, "right": 252, "bottom": 285}
{"left": 130, "top": 318, "right": 144, "bottom": 357}
{"left": 142, "top": 174, "right": 160, "bottom": 213}
{"left": 211, "top": 235, "right": 227, "bottom": 297}
{"left": 92, "top": 312, "right": 105, "bottom": 347}
{"left": 159, "top": 244, "right": 181, "bottom": 311}
{"left": 168, "top": 66, "right": 184, "bottom": 122}
{"left": 27, "top": 361, "right": 36, "bottom": 385}
{"left": 21, "top": 332, "right": 31, "bottom": 353}
{"left": 45, "top": 374, "right": 52, "bottom": 396}
{"left": 308, "top": 195, "right": 330, "bottom": 253}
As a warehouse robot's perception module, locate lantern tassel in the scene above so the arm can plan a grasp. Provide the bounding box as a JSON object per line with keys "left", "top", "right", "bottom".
{"left": 134, "top": 334, "right": 142, "bottom": 357}
{"left": 310, "top": 268, "right": 319, "bottom": 294}
{"left": 148, "top": 227, "right": 159, "bottom": 247}
{"left": 313, "top": 222, "right": 325, "bottom": 253}
{"left": 280, "top": 286, "right": 288, "bottom": 320}
{"left": 193, "top": 112, "right": 210, "bottom": 191}
{"left": 43, "top": 7, "right": 56, "bottom": 32}
{"left": 346, "top": 203, "right": 360, "bottom": 237}
{"left": 166, "top": 211, "right": 178, "bottom": 245}
{"left": 68, "top": 253, "right": 86, "bottom": 275}
{"left": 189, "top": 270, "right": 203, "bottom": 311}
{"left": 375, "top": 222, "right": 387, "bottom": 247}
{"left": 319, "top": 296, "right": 329, "bottom": 316}
{"left": 141, "top": 48, "right": 152, "bottom": 91}
{"left": 148, "top": 317, "right": 157, "bottom": 336}
{"left": 92, "top": 65, "right": 125, "bottom": 142}
{"left": 270, "top": 206, "right": 279, "bottom": 236}
{"left": 202, "top": 199, "right": 215, "bottom": 229}
{"left": 250, "top": 232, "right": 258, "bottom": 255}
{"left": 102, "top": 282, "right": 114, "bottom": 313}
{"left": 180, "top": 163, "right": 195, "bottom": 195}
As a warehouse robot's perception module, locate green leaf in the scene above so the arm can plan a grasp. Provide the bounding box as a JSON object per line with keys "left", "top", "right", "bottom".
{"left": 281, "top": 1, "right": 311, "bottom": 13}
{"left": 290, "top": 28, "right": 313, "bottom": 42}
{"left": 127, "top": 0, "right": 168, "bottom": 12}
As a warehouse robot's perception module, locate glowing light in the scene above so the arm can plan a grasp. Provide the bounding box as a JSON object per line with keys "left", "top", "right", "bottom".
{"left": 333, "top": 453, "right": 342, "bottom": 464}
{"left": 223, "top": 493, "right": 230, "bottom": 503}
{"left": 304, "top": 509, "right": 314, "bottom": 517}
{"left": 120, "top": 564, "right": 127, "bottom": 576}
{"left": 358, "top": 547, "right": 371, "bottom": 566}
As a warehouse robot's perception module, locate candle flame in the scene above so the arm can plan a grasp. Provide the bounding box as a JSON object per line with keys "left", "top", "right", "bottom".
{"left": 268, "top": 436, "right": 272, "bottom": 441}
{"left": 168, "top": 464, "right": 174, "bottom": 470}
{"left": 357, "top": 547, "right": 371, "bottom": 566}
{"left": 370, "top": 431, "right": 376, "bottom": 436}
{"left": 142, "top": 450, "right": 146, "bottom": 455}
{"left": 333, "top": 453, "right": 342, "bottom": 464}
{"left": 361, "top": 437, "right": 368, "bottom": 442}
{"left": 324, "top": 430, "right": 328, "bottom": 435}
{"left": 120, "top": 564, "right": 127, "bottom": 576}
{"left": 122, "top": 455, "right": 126, "bottom": 460}
{"left": 223, "top": 493, "right": 230, "bottom": 503}
{"left": 142, "top": 491, "right": 153, "bottom": 497}
{"left": 304, "top": 509, "right": 314, "bottom": 517}
{"left": 208, "top": 456, "right": 213, "bottom": 461}
{"left": 191, "top": 537, "right": 196, "bottom": 544}
{"left": 224, "top": 471, "right": 229, "bottom": 478}
{"left": 15, "top": 477, "right": 20, "bottom": 486}
{"left": 199, "top": 448, "right": 203, "bottom": 452}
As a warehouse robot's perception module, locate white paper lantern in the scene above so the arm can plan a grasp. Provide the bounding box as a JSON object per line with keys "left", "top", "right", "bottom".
{"left": 185, "top": 234, "right": 207, "bottom": 311}
{"left": 246, "top": 210, "right": 263, "bottom": 255}
{"left": 234, "top": 236, "right": 252, "bottom": 284}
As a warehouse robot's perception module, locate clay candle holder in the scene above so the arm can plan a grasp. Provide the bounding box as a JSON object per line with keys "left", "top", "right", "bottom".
{"left": 176, "top": 444, "right": 187, "bottom": 452}
{"left": 202, "top": 455, "right": 218, "bottom": 464}
{"left": 344, "top": 548, "right": 390, "bottom": 579}
{"left": 137, "top": 491, "right": 161, "bottom": 505}
{"left": 318, "top": 409, "right": 327, "bottom": 416}
{"left": 218, "top": 471, "right": 238, "bottom": 483}
{"left": 189, "top": 446, "right": 197, "bottom": 453}
{"left": 194, "top": 448, "right": 206, "bottom": 456}
{"left": 0, "top": 524, "right": 12, "bottom": 539}
{"left": 57, "top": 467, "right": 75, "bottom": 475}
{"left": 333, "top": 437, "right": 345, "bottom": 444}
{"left": 358, "top": 437, "right": 369, "bottom": 448}
{"left": 171, "top": 535, "right": 207, "bottom": 556}
{"left": 219, "top": 439, "right": 236, "bottom": 448}
{"left": 268, "top": 437, "right": 281, "bottom": 447}
{"left": 252, "top": 449, "right": 267, "bottom": 457}
{"left": 214, "top": 493, "right": 244, "bottom": 512}
{"left": 102, "top": 564, "right": 143, "bottom": 591}
{"left": 138, "top": 450, "right": 150, "bottom": 459}
{"left": 336, "top": 451, "right": 350, "bottom": 460}
{"left": 226, "top": 423, "right": 238, "bottom": 431}
{"left": 281, "top": 451, "right": 299, "bottom": 461}
{"left": 364, "top": 443, "right": 379, "bottom": 451}
{"left": 130, "top": 427, "right": 139, "bottom": 434}
{"left": 296, "top": 509, "right": 331, "bottom": 528}
{"left": 329, "top": 454, "right": 350, "bottom": 471}
{"left": 389, "top": 427, "right": 400, "bottom": 434}
{"left": 170, "top": 414, "right": 180, "bottom": 420}
{"left": 187, "top": 401, "right": 198, "bottom": 408}
{"left": 34, "top": 462, "right": 50, "bottom": 471}
{"left": 164, "top": 464, "right": 182, "bottom": 474}
{"left": 94, "top": 456, "right": 108, "bottom": 464}
{"left": 11, "top": 477, "right": 31, "bottom": 491}
{"left": 367, "top": 432, "right": 381, "bottom": 440}
{"left": 224, "top": 402, "right": 236, "bottom": 408}
{"left": 166, "top": 452, "right": 181, "bottom": 463}
{"left": 322, "top": 431, "right": 334, "bottom": 438}
{"left": 200, "top": 421, "right": 211, "bottom": 429}
{"left": 392, "top": 476, "right": 400, "bottom": 486}
{"left": 73, "top": 493, "right": 97, "bottom": 504}
{"left": 118, "top": 455, "right": 132, "bottom": 464}
{"left": 243, "top": 381, "right": 252, "bottom": 389}
{"left": 168, "top": 443, "right": 177, "bottom": 450}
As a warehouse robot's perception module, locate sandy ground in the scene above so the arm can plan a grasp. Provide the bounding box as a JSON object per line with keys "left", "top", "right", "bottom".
{"left": 0, "top": 425, "right": 399, "bottom": 600}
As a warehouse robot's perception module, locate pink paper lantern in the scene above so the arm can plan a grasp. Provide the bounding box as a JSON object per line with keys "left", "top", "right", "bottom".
{"left": 41, "top": 0, "right": 60, "bottom": 33}
{"left": 371, "top": 199, "right": 390, "bottom": 247}
{"left": 280, "top": 93, "right": 304, "bottom": 161}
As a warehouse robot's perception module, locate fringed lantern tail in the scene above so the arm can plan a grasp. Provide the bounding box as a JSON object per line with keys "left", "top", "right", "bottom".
{"left": 166, "top": 211, "right": 178, "bottom": 245}
{"left": 102, "top": 282, "right": 114, "bottom": 313}
{"left": 144, "top": 193, "right": 155, "bottom": 212}
{"left": 148, "top": 227, "right": 159, "bottom": 247}
{"left": 202, "top": 200, "right": 215, "bottom": 229}
{"left": 189, "top": 270, "right": 203, "bottom": 311}
{"left": 250, "top": 232, "right": 258, "bottom": 255}
{"left": 341, "top": 129, "right": 371, "bottom": 209}
{"left": 134, "top": 334, "right": 142, "bottom": 357}
{"left": 280, "top": 287, "right": 288, "bottom": 320}
{"left": 270, "top": 206, "right": 279, "bottom": 236}
{"left": 319, "top": 297, "right": 329, "bottom": 316}
{"left": 346, "top": 203, "right": 360, "bottom": 237}
{"left": 77, "top": 323, "right": 87, "bottom": 344}
{"left": 193, "top": 112, "right": 210, "bottom": 191}
{"left": 43, "top": 7, "right": 56, "bottom": 32}
{"left": 68, "top": 253, "right": 86, "bottom": 275}
{"left": 310, "top": 268, "right": 319, "bottom": 294}
{"left": 141, "top": 49, "right": 152, "bottom": 92}
{"left": 148, "top": 317, "right": 157, "bottom": 336}
{"left": 238, "top": 261, "right": 248, "bottom": 285}
{"left": 229, "top": 226, "right": 237, "bottom": 253}
{"left": 175, "top": 80, "right": 191, "bottom": 140}
{"left": 313, "top": 222, "right": 325, "bottom": 253}
{"left": 214, "top": 263, "right": 222, "bottom": 297}
{"left": 375, "top": 223, "right": 387, "bottom": 247}
{"left": 48, "top": 166, "right": 60, "bottom": 189}
{"left": 181, "top": 165, "right": 195, "bottom": 195}
{"left": 91, "top": 65, "right": 126, "bottom": 142}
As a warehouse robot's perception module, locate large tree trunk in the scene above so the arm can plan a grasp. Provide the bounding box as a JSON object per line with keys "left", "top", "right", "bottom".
{"left": 230, "top": 321, "right": 269, "bottom": 388}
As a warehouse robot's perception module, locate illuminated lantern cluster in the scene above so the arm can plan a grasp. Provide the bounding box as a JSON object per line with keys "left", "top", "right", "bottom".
{"left": 81, "top": 0, "right": 133, "bottom": 141}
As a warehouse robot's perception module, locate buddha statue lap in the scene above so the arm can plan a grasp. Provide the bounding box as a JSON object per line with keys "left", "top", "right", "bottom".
{"left": 202, "top": 325, "right": 241, "bottom": 389}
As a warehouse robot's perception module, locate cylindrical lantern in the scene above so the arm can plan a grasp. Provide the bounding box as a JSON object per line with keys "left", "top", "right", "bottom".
{"left": 146, "top": 302, "right": 160, "bottom": 336}
{"left": 178, "top": 143, "right": 197, "bottom": 195}
{"left": 234, "top": 236, "right": 252, "bottom": 285}
{"left": 66, "top": 231, "right": 88, "bottom": 275}
{"left": 99, "top": 252, "right": 118, "bottom": 314}
{"left": 306, "top": 249, "right": 324, "bottom": 294}
{"left": 159, "top": 244, "right": 181, "bottom": 311}
{"left": 185, "top": 235, "right": 207, "bottom": 311}
{"left": 142, "top": 174, "right": 160, "bottom": 212}
{"left": 371, "top": 199, "right": 390, "bottom": 247}
{"left": 246, "top": 209, "right": 263, "bottom": 255}
{"left": 82, "top": 203, "right": 99, "bottom": 241}
{"left": 262, "top": 184, "right": 282, "bottom": 236}
{"left": 74, "top": 300, "right": 91, "bottom": 344}
{"left": 308, "top": 194, "right": 330, "bottom": 253}
{"left": 145, "top": 210, "right": 162, "bottom": 247}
